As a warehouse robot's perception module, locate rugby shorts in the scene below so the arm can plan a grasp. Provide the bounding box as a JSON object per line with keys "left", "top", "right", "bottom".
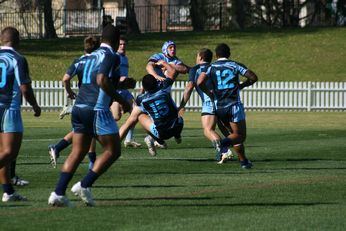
{"left": 0, "top": 108, "right": 23, "bottom": 133}
{"left": 72, "top": 106, "right": 118, "bottom": 136}
{"left": 150, "top": 117, "right": 184, "bottom": 140}
{"left": 216, "top": 102, "right": 246, "bottom": 124}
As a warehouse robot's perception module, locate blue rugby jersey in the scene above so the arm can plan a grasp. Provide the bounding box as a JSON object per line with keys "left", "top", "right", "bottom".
{"left": 117, "top": 52, "right": 129, "bottom": 77}
{"left": 135, "top": 78, "right": 178, "bottom": 129}
{"left": 74, "top": 44, "right": 120, "bottom": 110}
{"left": 0, "top": 46, "right": 31, "bottom": 110}
{"left": 66, "top": 54, "right": 91, "bottom": 88}
{"left": 148, "top": 52, "right": 183, "bottom": 78}
{"left": 188, "top": 62, "right": 212, "bottom": 103}
{"left": 205, "top": 59, "right": 248, "bottom": 109}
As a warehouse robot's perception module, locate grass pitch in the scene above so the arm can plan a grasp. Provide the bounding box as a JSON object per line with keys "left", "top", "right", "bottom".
{"left": 21, "top": 27, "right": 346, "bottom": 82}
{"left": 0, "top": 111, "right": 345, "bottom": 230}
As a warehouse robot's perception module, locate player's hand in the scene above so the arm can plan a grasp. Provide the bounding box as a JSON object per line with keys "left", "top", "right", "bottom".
{"left": 178, "top": 107, "right": 185, "bottom": 117}
{"left": 33, "top": 104, "right": 41, "bottom": 117}
{"left": 121, "top": 101, "right": 131, "bottom": 113}
{"left": 67, "top": 90, "right": 76, "bottom": 99}
{"left": 154, "top": 75, "right": 165, "bottom": 82}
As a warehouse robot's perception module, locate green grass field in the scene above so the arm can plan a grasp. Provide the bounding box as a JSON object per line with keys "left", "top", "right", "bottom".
{"left": 21, "top": 27, "right": 346, "bottom": 82}
{"left": 1, "top": 111, "right": 345, "bottom": 230}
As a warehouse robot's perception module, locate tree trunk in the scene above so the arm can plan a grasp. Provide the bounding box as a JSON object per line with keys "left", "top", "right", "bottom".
{"left": 190, "top": 0, "right": 205, "bottom": 31}
{"left": 125, "top": 0, "right": 140, "bottom": 34}
{"left": 43, "top": 0, "right": 57, "bottom": 38}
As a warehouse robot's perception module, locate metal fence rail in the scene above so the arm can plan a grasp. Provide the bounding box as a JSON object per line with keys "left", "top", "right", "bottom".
{"left": 1, "top": 3, "right": 345, "bottom": 38}
{"left": 22, "top": 81, "right": 346, "bottom": 112}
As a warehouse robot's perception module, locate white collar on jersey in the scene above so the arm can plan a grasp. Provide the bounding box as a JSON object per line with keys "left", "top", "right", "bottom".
{"left": 0, "top": 46, "right": 15, "bottom": 50}
{"left": 100, "top": 43, "right": 113, "bottom": 50}
{"left": 217, "top": 58, "right": 228, "bottom": 61}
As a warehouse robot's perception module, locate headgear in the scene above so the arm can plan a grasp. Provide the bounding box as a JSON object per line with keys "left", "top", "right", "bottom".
{"left": 162, "top": 40, "right": 176, "bottom": 56}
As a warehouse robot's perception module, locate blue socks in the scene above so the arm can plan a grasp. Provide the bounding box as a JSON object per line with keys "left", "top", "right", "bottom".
{"left": 55, "top": 172, "right": 73, "bottom": 196}
{"left": 81, "top": 170, "right": 99, "bottom": 188}
{"left": 3, "top": 184, "right": 14, "bottom": 195}
{"left": 55, "top": 139, "right": 71, "bottom": 157}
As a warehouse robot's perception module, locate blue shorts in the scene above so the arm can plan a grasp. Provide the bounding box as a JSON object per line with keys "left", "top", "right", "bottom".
{"left": 201, "top": 100, "right": 216, "bottom": 116}
{"left": 150, "top": 117, "right": 184, "bottom": 140}
{"left": 0, "top": 108, "right": 23, "bottom": 133}
{"left": 72, "top": 106, "right": 118, "bottom": 136}
{"left": 216, "top": 102, "right": 245, "bottom": 123}
{"left": 117, "top": 89, "right": 134, "bottom": 101}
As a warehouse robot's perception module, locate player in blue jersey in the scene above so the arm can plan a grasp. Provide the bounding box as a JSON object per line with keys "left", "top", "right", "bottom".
{"left": 145, "top": 40, "right": 189, "bottom": 148}
{"left": 197, "top": 43, "right": 258, "bottom": 168}
{"left": 48, "top": 25, "right": 130, "bottom": 207}
{"left": 48, "top": 36, "right": 100, "bottom": 168}
{"left": 178, "top": 48, "right": 233, "bottom": 163}
{"left": 0, "top": 27, "right": 41, "bottom": 202}
{"left": 123, "top": 60, "right": 183, "bottom": 156}
{"left": 146, "top": 40, "right": 189, "bottom": 83}
{"left": 110, "top": 35, "right": 141, "bottom": 148}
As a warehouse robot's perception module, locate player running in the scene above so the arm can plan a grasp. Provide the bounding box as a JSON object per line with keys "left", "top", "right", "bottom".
{"left": 197, "top": 43, "right": 258, "bottom": 168}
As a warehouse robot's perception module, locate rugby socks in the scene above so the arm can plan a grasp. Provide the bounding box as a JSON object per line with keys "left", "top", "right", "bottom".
{"left": 2, "top": 184, "right": 15, "bottom": 195}
{"left": 10, "top": 160, "right": 16, "bottom": 178}
{"left": 88, "top": 152, "right": 96, "bottom": 164}
{"left": 125, "top": 128, "right": 134, "bottom": 142}
{"left": 212, "top": 140, "right": 221, "bottom": 152}
{"left": 81, "top": 170, "right": 99, "bottom": 188}
{"left": 55, "top": 172, "right": 73, "bottom": 196}
{"left": 55, "top": 139, "right": 71, "bottom": 157}
{"left": 220, "top": 138, "right": 233, "bottom": 153}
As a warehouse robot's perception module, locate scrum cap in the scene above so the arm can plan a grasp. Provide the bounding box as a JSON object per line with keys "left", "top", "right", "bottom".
{"left": 162, "top": 40, "right": 175, "bottom": 56}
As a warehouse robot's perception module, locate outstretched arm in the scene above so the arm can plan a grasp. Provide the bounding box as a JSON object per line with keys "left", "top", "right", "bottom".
{"left": 178, "top": 81, "right": 194, "bottom": 116}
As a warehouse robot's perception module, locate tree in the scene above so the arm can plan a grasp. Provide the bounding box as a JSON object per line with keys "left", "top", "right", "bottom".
{"left": 190, "top": 0, "right": 206, "bottom": 31}
{"left": 41, "top": 0, "right": 57, "bottom": 38}
{"left": 125, "top": 0, "right": 140, "bottom": 34}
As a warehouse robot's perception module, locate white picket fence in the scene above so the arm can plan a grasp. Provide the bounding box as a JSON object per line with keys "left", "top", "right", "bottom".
{"left": 22, "top": 81, "right": 346, "bottom": 112}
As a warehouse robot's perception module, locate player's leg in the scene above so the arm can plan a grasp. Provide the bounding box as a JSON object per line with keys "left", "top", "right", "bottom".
{"left": 123, "top": 98, "right": 141, "bottom": 147}
{"left": 48, "top": 131, "right": 73, "bottom": 168}
{"left": 138, "top": 113, "right": 159, "bottom": 156}
{"left": 228, "top": 120, "right": 251, "bottom": 168}
{"left": 0, "top": 132, "right": 26, "bottom": 201}
{"left": 201, "top": 114, "right": 233, "bottom": 162}
{"left": 119, "top": 105, "right": 141, "bottom": 140}
{"left": 87, "top": 138, "right": 97, "bottom": 170}
{"left": 71, "top": 109, "right": 120, "bottom": 206}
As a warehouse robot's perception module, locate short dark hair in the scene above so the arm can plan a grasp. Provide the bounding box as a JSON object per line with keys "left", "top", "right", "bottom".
{"left": 1, "top": 27, "right": 20, "bottom": 45}
{"left": 101, "top": 24, "right": 120, "bottom": 45}
{"left": 198, "top": 48, "right": 213, "bottom": 63}
{"left": 215, "top": 43, "right": 231, "bottom": 58}
{"left": 142, "top": 74, "right": 157, "bottom": 92}
{"left": 84, "top": 36, "right": 100, "bottom": 54}
{"left": 119, "top": 35, "right": 127, "bottom": 42}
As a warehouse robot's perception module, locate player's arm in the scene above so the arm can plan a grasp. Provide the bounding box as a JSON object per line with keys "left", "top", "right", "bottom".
{"left": 146, "top": 61, "right": 165, "bottom": 81}
{"left": 196, "top": 72, "right": 213, "bottom": 99}
{"left": 175, "top": 63, "right": 190, "bottom": 74}
{"left": 178, "top": 81, "right": 194, "bottom": 116}
{"left": 20, "top": 84, "right": 41, "bottom": 117}
{"left": 156, "top": 60, "right": 176, "bottom": 80}
{"left": 239, "top": 69, "right": 258, "bottom": 90}
{"left": 18, "top": 57, "right": 41, "bottom": 117}
{"left": 96, "top": 73, "right": 131, "bottom": 112}
{"left": 62, "top": 74, "right": 76, "bottom": 99}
